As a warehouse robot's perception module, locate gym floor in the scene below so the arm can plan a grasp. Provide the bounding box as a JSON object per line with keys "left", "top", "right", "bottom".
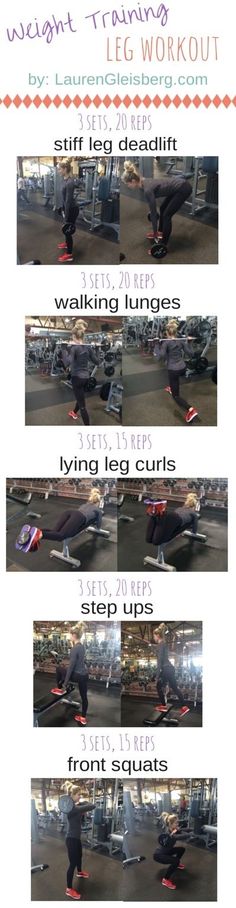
{"left": 118, "top": 501, "right": 227, "bottom": 572}
{"left": 25, "top": 364, "right": 121, "bottom": 426}
{"left": 6, "top": 497, "right": 117, "bottom": 572}
{"left": 121, "top": 695, "right": 202, "bottom": 728}
{"left": 17, "top": 196, "right": 119, "bottom": 265}
{"left": 122, "top": 347, "right": 217, "bottom": 426}
{"left": 121, "top": 823, "right": 217, "bottom": 901}
{"left": 34, "top": 673, "right": 121, "bottom": 727}
{"left": 120, "top": 189, "right": 218, "bottom": 265}
{"left": 31, "top": 836, "right": 122, "bottom": 900}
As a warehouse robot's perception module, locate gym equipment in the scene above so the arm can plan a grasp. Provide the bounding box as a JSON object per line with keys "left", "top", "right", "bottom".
{"left": 118, "top": 494, "right": 135, "bottom": 524}
{"left": 144, "top": 527, "right": 207, "bottom": 572}
{"left": 202, "top": 825, "right": 217, "bottom": 836}
{"left": 59, "top": 795, "right": 75, "bottom": 814}
{"left": 109, "top": 831, "right": 146, "bottom": 868}
{"left": 143, "top": 703, "right": 179, "bottom": 727}
{"left": 165, "top": 156, "right": 218, "bottom": 215}
{"left": 7, "top": 489, "right": 41, "bottom": 528}
{"left": 122, "top": 789, "right": 146, "bottom": 867}
{"left": 104, "top": 365, "right": 115, "bottom": 377}
{"left": 150, "top": 240, "right": 168, "bottom": 260}
{"left": 34, "top": 683, "right": 82, "bottom": 727}
{"left": 50, "top": 523, "right": 110, "bottom": 569}
{"left": 85, "top": 375, "right": 97, "bottom": 391}
{"left": 194, "top": 355, "right": 209, "bottom": 373}
{"left": 31, "top": 864, "right": 49, "bottom": 873}
{"left": 100, "top": 382, "right": 111, "bottom": 401}
{"left": 8, "top": 490, "right": 32, "bottom": 505}
{"left": 62, "top": 222, "right": 76, "bottom": 236}
{"left": 105, "top": 381, "right": 123, "bottom": 417}
{"left": 76, "top": 158, "right": 120, "bottom": 239}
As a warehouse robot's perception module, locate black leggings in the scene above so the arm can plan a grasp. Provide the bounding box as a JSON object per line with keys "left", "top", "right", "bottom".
{"left": 56, "top": 666, "right": 88, "bottom": 717}
{"left": 168, "top": 369, "right": 190, "bottom": 412}
{"left": 154, "top": 846, "right": 185, "bottom": 879}
{"left": 71, "top": 376, "right": 90, "bottom": 425}
{"left": 157, "top": 664, "right": 184, "bottom": 707}
{"left": 42, "top": 510, "right": 86, "bottom": 541}
{"left": 66, "top": 837, "right": 82, "bottom": 888}
{"left": 159, "top": 183, "right": 192, "bottom": 244}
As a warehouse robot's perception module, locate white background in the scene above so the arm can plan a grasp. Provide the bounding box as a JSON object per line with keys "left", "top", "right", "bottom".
{"left": 1, "top": 2, "right": 236, "bottom": 907}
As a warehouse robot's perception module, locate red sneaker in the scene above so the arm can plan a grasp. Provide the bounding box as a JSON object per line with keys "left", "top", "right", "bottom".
{"left": 29, "top": 528, "right": 42, "bottom": 550}
{"left": 58, "top": 243, "right": 67, "bottom": 249}
{"left": 185, "top": 407, "right": 198, "bottom": 423}
{"left": 58, "top": 253, "right": 73, "bottom": 263}
{"left": 154, "top": 704, "right": 168, "bottom": 712}
{"left": 162, "top": 878, "right": 176, "bottom": 890}
{"left": 178, "top": 863, "right": 185, "bottom": 870}
{"left": 74, "top": 715, "right": 87, "bottom": 725}
{"left": 76, "top": 871, "right": 90, "bottom": 879}
{"left": 68, "top": 410, "right": 78, "bottom": 420}
{"left": 146, "top": 231, "right": 159, "bottom": 240}
{"left": 165, "top": 386, "right": 172, "bottom": 394}
{"left": 51, "top": 688, "right": 66, "bottom": 696}
{"left": 179, "top": 706, "right": 190, "bottom": 717}
{"left": 65, "top": 888, "right": 81, "bottom": 900}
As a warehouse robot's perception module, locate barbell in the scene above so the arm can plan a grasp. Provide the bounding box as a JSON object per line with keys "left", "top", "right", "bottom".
{"left": 148, "top": 336, "right": 197, "bottom": 342}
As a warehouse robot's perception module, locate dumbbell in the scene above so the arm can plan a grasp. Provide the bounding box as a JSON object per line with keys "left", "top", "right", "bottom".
{"left": 150, "top": 239, "right": 168, "bottom": 260}
{"left": 62, "top": 223, "right": 76, "bottom": 236}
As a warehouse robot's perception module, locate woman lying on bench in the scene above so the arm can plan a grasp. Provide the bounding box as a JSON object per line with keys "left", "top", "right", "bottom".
{"left": 144, "top": 494, "right": 206, "bottom": 571}
{"left": 16, "top": 488, "right": 103, "bottom": 553}
{"left": 145, "top": 493, "right": 200, "bottom": 543}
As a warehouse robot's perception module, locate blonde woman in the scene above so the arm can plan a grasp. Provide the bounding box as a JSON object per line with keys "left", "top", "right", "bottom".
{"left": 155, "top": 319, "right": 198, "bottom": 424}
{"left": 58, "top": 161, "right": 79, "bottom": 263}
{"left": 122, "top": 161, "right": 192, "bottom": 253}
{"left": 17, "top": 488, "right": 103, "bottom": 552}
{"left": 153, "top": 624, "right": 189, "bottom": 718}
{"left": 66, "top": 320, "right": 99, "bottom": 424}
{"left": 153, "top": 814, "right": 185, "bottom": 890}
{"left": 54, "top": 624, "right": 89, "bottom": 726}
{"left": 174, "top": 493, "right": 200, "bottom": 535}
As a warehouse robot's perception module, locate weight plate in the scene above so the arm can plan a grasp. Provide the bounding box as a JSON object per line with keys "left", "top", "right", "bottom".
{"left": 86, "top": 376, "right": 97, "bottom": 391}
{"left": 150, "top": 242, "right": 167, "bottom": 260}
{"left": 104, "top": 365, "right": 115, "bottom": 377}
{"left": 195, "top": 356, "right": 209, "bottom": 374}
{"left": 100, "top": 382, "right": 111, "bottom": 402}
{"left": 58, "top": 795, "right": 74, "bottom": 814}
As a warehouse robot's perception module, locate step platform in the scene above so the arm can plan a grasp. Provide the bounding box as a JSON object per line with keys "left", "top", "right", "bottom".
{"left": 143, "top": 703, "right": 179, "bottom": 727}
